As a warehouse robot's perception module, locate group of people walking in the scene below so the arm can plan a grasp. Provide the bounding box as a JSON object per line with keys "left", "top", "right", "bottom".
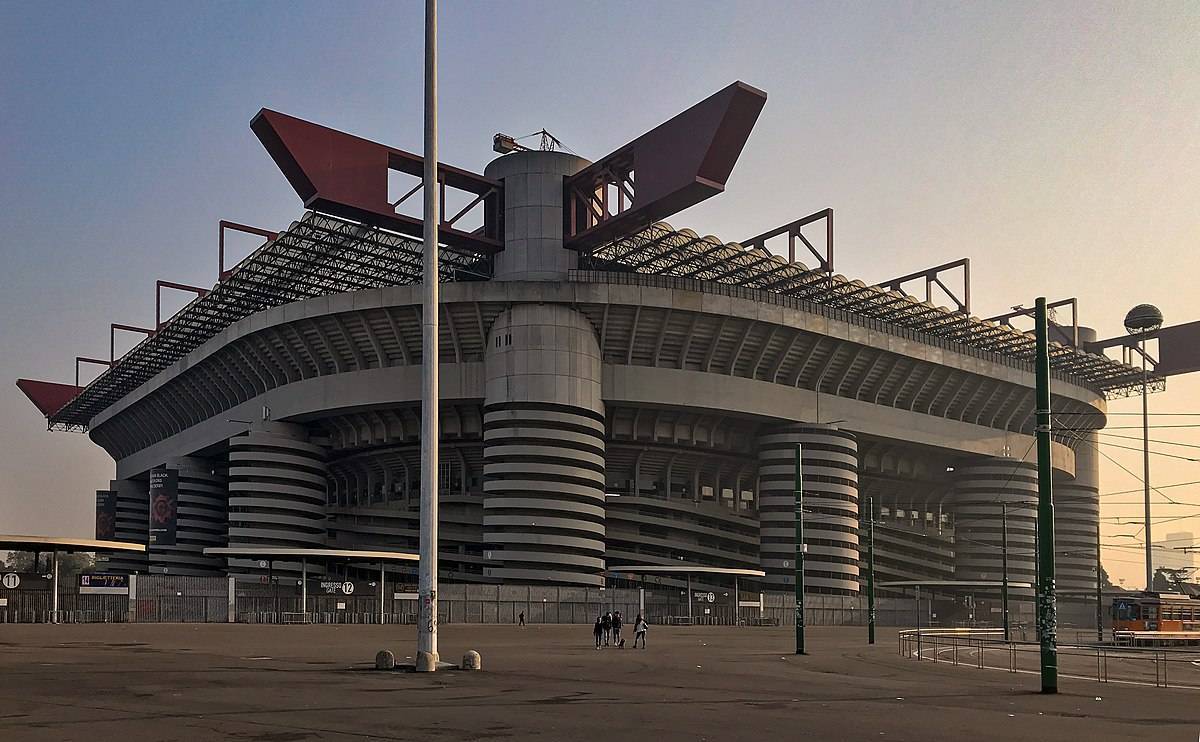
{"left": 593, "top": 611, "right": 647, "bottom": 649}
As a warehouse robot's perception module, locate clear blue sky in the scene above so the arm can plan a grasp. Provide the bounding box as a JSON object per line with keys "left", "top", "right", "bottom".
{"left": 2, "top": 1, "right": 1197, "bottom": 585}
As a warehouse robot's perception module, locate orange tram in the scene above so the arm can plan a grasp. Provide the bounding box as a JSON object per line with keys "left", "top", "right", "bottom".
{"left": 1111, "top": 592, "right": 1200, "bottom": 645}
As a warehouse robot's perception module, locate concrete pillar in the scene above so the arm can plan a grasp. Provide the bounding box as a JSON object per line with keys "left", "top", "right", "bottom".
{"left": 951, "top": 457, "right": 1039, "bottom": 597}
{"left": 756, "top": 423, "right": 860, "bottom": 594}
{"left": 483, "top": 150, "right": 590, "bottom": 282}
{"left": 105, "top": 478, "right": 149, "bottom": 574}
{"left": 1055, "top": 431, "right": 1100, "bottom": 593}
{"left": 150, "top": 456, "right": 226, "bottom": 576}
{"left": 227, "top": 421, "right": 328, "bottom": 578}
{"left": 482, "top": 304, "right": 606, "bottom": 586}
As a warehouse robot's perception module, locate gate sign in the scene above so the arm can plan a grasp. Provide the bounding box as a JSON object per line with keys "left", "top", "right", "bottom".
{"left": 316, "top": 580, "right": 358, "bottom": 595}
{"left": 79, "top": 574, "right": 130, "bottom": 595}
{"left": 2, "top": 573, "right": 19, "bottom": 589}
{"left": 148, "top": 468, "right": 179, "bottom": 546}
{"left": 95, "top": 489, "right": 118, "bottom": 540}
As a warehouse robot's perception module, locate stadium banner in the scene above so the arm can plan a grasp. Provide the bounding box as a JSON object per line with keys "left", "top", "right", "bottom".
{"left": 79, "top": 574, "right": 130, "bottom": 595}
{"left": 148, "top": 468, "right": 179, "bottom": 546}
{"left": 95, "top": 489, "right": 118, "bottom": 540}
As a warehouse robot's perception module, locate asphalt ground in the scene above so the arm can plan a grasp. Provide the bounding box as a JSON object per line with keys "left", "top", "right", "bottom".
{"left": 0, "top": 623, "right": 1195, "bottom": 741}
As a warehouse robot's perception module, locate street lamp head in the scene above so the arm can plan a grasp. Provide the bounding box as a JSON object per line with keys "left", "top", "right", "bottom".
{"left": 1124, "top": 304, "right": 1163, "bottom": 335}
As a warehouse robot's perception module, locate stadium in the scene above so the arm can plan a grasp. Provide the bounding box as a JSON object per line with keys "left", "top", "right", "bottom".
{"left": 16, "top": 82, "right": 1167, "bottom": 619}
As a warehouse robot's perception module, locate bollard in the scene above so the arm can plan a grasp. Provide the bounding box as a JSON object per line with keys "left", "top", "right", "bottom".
{"left": 375, "top": 650, "right": 396, "bottom": 670}
{"left": 461, "top": 650, "right": 482, "bottom": 671}
{"left": 416, "top": 650, "right": 439, "bottom": 673}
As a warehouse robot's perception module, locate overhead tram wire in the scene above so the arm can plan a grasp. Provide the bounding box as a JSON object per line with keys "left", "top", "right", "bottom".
{"left": 1055, "top": 424, "right": 1187, "bottom": 506}
{"left": 1099, "top": 432, "right": 1200, "bottom": 450}
{"left": 1093, "top": 440, "right": 1200, "bottom": 462}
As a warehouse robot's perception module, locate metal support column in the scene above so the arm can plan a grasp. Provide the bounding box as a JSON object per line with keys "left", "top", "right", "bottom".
{"left": 380, "top": 562, "right": 386, "bottom": 625}
{"left": 734, "top": 575, "right": 739, "bottom": 626}
{"left": 1002, "top": 502, "right": 1010, "bottom": 642}
{"left": 1096, "top": 522, "right": 1104, "bottom": 643}
{"left": 1034, "top": 297, "right": 1059, "bottom": 694}
{"left": 301, "top": 557, "right": 307, "bottom": 621}
{"left": 867, "top": 496, "right": 876, "bottom": 645}
{"left": 687, "top": 573, "right": 693, "bottom": 623}
{"left": 51, "top": 551, "right": 59, "bottom": 624}
{"left": 417, "top": 0, "right": 441, "bottom": 671}
{"left": 1141, "top": 345, "right": 1152, "bottom": 591}
{"left": 795, "top": 444, "right": 806, "bottom": 655}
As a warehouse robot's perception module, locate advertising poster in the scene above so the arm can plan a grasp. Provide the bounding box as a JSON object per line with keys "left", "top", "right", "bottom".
{"left": 148, "top": 468, "right": 178, "bottom": 546}
{"left": 95, "top": 490, "right": 118, "bottom": 540}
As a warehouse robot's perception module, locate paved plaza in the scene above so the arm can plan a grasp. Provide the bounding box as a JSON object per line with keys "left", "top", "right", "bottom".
{"left": 0, "top": 624, "right": 1194, "bottom": 741}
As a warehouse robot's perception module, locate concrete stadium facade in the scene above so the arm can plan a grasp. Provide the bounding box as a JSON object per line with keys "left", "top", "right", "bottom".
{"left": 77, "top": 148, "right": 1114, "bottom": 601}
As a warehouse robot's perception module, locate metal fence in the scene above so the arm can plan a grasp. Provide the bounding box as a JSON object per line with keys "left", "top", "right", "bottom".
{"left": 1, "top": 577, "right": 1017, "bottom": 630}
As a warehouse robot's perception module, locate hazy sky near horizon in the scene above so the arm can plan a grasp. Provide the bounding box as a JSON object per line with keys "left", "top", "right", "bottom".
{"left": 1, "top": 1, "right": 1197, "bottom": 586}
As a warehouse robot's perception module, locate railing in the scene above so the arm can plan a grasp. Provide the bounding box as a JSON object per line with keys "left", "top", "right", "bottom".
{"left": 237, "top": 611, "right": 417, "bottom": 625}
{"left": 898, "top": 628, "right": 1200, "bottom": 689}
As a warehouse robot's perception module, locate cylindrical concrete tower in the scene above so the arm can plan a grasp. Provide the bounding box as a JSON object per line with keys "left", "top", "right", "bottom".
{"left": 951, "top": 458, "right": 1039, "bottom": 594}
{"left": 757, "top": 424, "right": 860, "bottom": 594}
{"left": 226, "top": 421, "right": 328, "bottom": 576}
{"left": 148, "top": 456, "right": 226, "bottom": 575}
{"left": 103, "top": 478, "right": 149, "bottom": 574}
{"left": 1056, "top": 431, "right": 1100, "bottom": 593}
{"left": 483, "top": 150, "right": 590, "bottom": 282}
{"left": 482, "top": 304, "right": 606, "bottom": 586}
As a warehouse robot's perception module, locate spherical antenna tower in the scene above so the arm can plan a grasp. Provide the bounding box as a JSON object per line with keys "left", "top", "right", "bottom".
{"left": 1124, "top": 303, "right": 1163, "bottom": 334}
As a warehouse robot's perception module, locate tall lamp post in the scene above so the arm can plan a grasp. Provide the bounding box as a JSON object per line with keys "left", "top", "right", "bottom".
{"left": 1034, "top": 297, "right": 1058, "bottom": 694}
{"left": 1124, "top": 304, "right": 1163, "bottom": 593}
{"left": 794, "top": 444, "right": 806, "bottom": 655}
{"left": 417, "top": 0, "right": 441, "bottom": 672}
{"left": 866, "top": 496, "right": 876, "bottom": 645}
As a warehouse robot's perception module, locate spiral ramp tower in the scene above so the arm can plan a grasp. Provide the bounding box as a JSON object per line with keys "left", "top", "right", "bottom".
{"left": 226, "top": 421, "right": 328, "bottom": 577}
{"left": 756, "top": 424, "right": 860, "bottom": 594}
{"left": 482, "top": 304, "right": 607, "bottom": 586}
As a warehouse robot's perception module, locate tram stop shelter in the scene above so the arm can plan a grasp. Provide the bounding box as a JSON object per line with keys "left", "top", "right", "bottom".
{"left": 879, "top": 579, "right": 1035, "bottom": 629}
{"left": 606, "top": 565, "right": 766, "bottom": 624}
{"left": 203, "top": 547, "right": 418, "bottom": 623}
{"left": 0, "top": 535, "right": 146, "bottom": 623}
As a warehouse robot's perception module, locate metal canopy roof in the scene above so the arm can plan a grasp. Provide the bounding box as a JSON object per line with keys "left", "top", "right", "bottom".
{"left": 606, "top": 565, "right": 766, "bottom": 577}
{"left": 49, "top": 212, "right": 490, "bottom": 431}
{"left": 46, "top": 212, "right": 1149, "bottom": 432}
{"left": 203, "top": 547, "right": 419, "bottom": 562}
{"left": 0, "top": 535, "right": 146, "bottom": 553}
{"left": 879, "top": 580, "right": 1034, "bottom": 588}
{"left": 583, "top": 221, "right": 1151, "bottom": 395}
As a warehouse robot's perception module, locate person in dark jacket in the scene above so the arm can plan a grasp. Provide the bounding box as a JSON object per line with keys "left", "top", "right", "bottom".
{"left": 593, "top": 616, "right": 603, "bottom": 649}
{"left": 612, "top": 611, "right": 623, "bottom": 646}
{"left": 601, "top": 612, "right": 612, "bottom": 646}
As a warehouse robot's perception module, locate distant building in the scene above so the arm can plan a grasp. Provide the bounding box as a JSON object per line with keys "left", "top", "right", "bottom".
{"left": 1156, "top": 531, "right": 1195, "bottom": 572}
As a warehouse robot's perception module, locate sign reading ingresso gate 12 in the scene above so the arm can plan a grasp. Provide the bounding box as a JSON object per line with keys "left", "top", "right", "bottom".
{"left": 148, "top": 468, "right": 178, "bottom": 546}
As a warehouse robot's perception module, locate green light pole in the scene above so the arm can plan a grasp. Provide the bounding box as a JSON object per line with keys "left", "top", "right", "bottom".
{"left": 1001, "top": 501, "right": 1010, "bottom": 642}
{"left": 795, "top": 444, "right": 806, "bottom": 655}
{"left": 1096, "top": 521, "right": 1104, "bottom": 643}
{"left": 866, "top": 495, "right": 876, "bottom": 645}
{"left": 1034, "top": 297, "right": 1059, "bottom": 694}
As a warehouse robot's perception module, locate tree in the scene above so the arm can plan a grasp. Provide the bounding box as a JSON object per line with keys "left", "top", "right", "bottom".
{"left": 2, "top": 551, "right": 95, "bottom": 576}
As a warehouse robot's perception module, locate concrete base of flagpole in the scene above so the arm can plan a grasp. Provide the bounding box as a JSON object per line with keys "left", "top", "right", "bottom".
{"left": 415, "top": 651, "right": 440, "bottom": 672}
